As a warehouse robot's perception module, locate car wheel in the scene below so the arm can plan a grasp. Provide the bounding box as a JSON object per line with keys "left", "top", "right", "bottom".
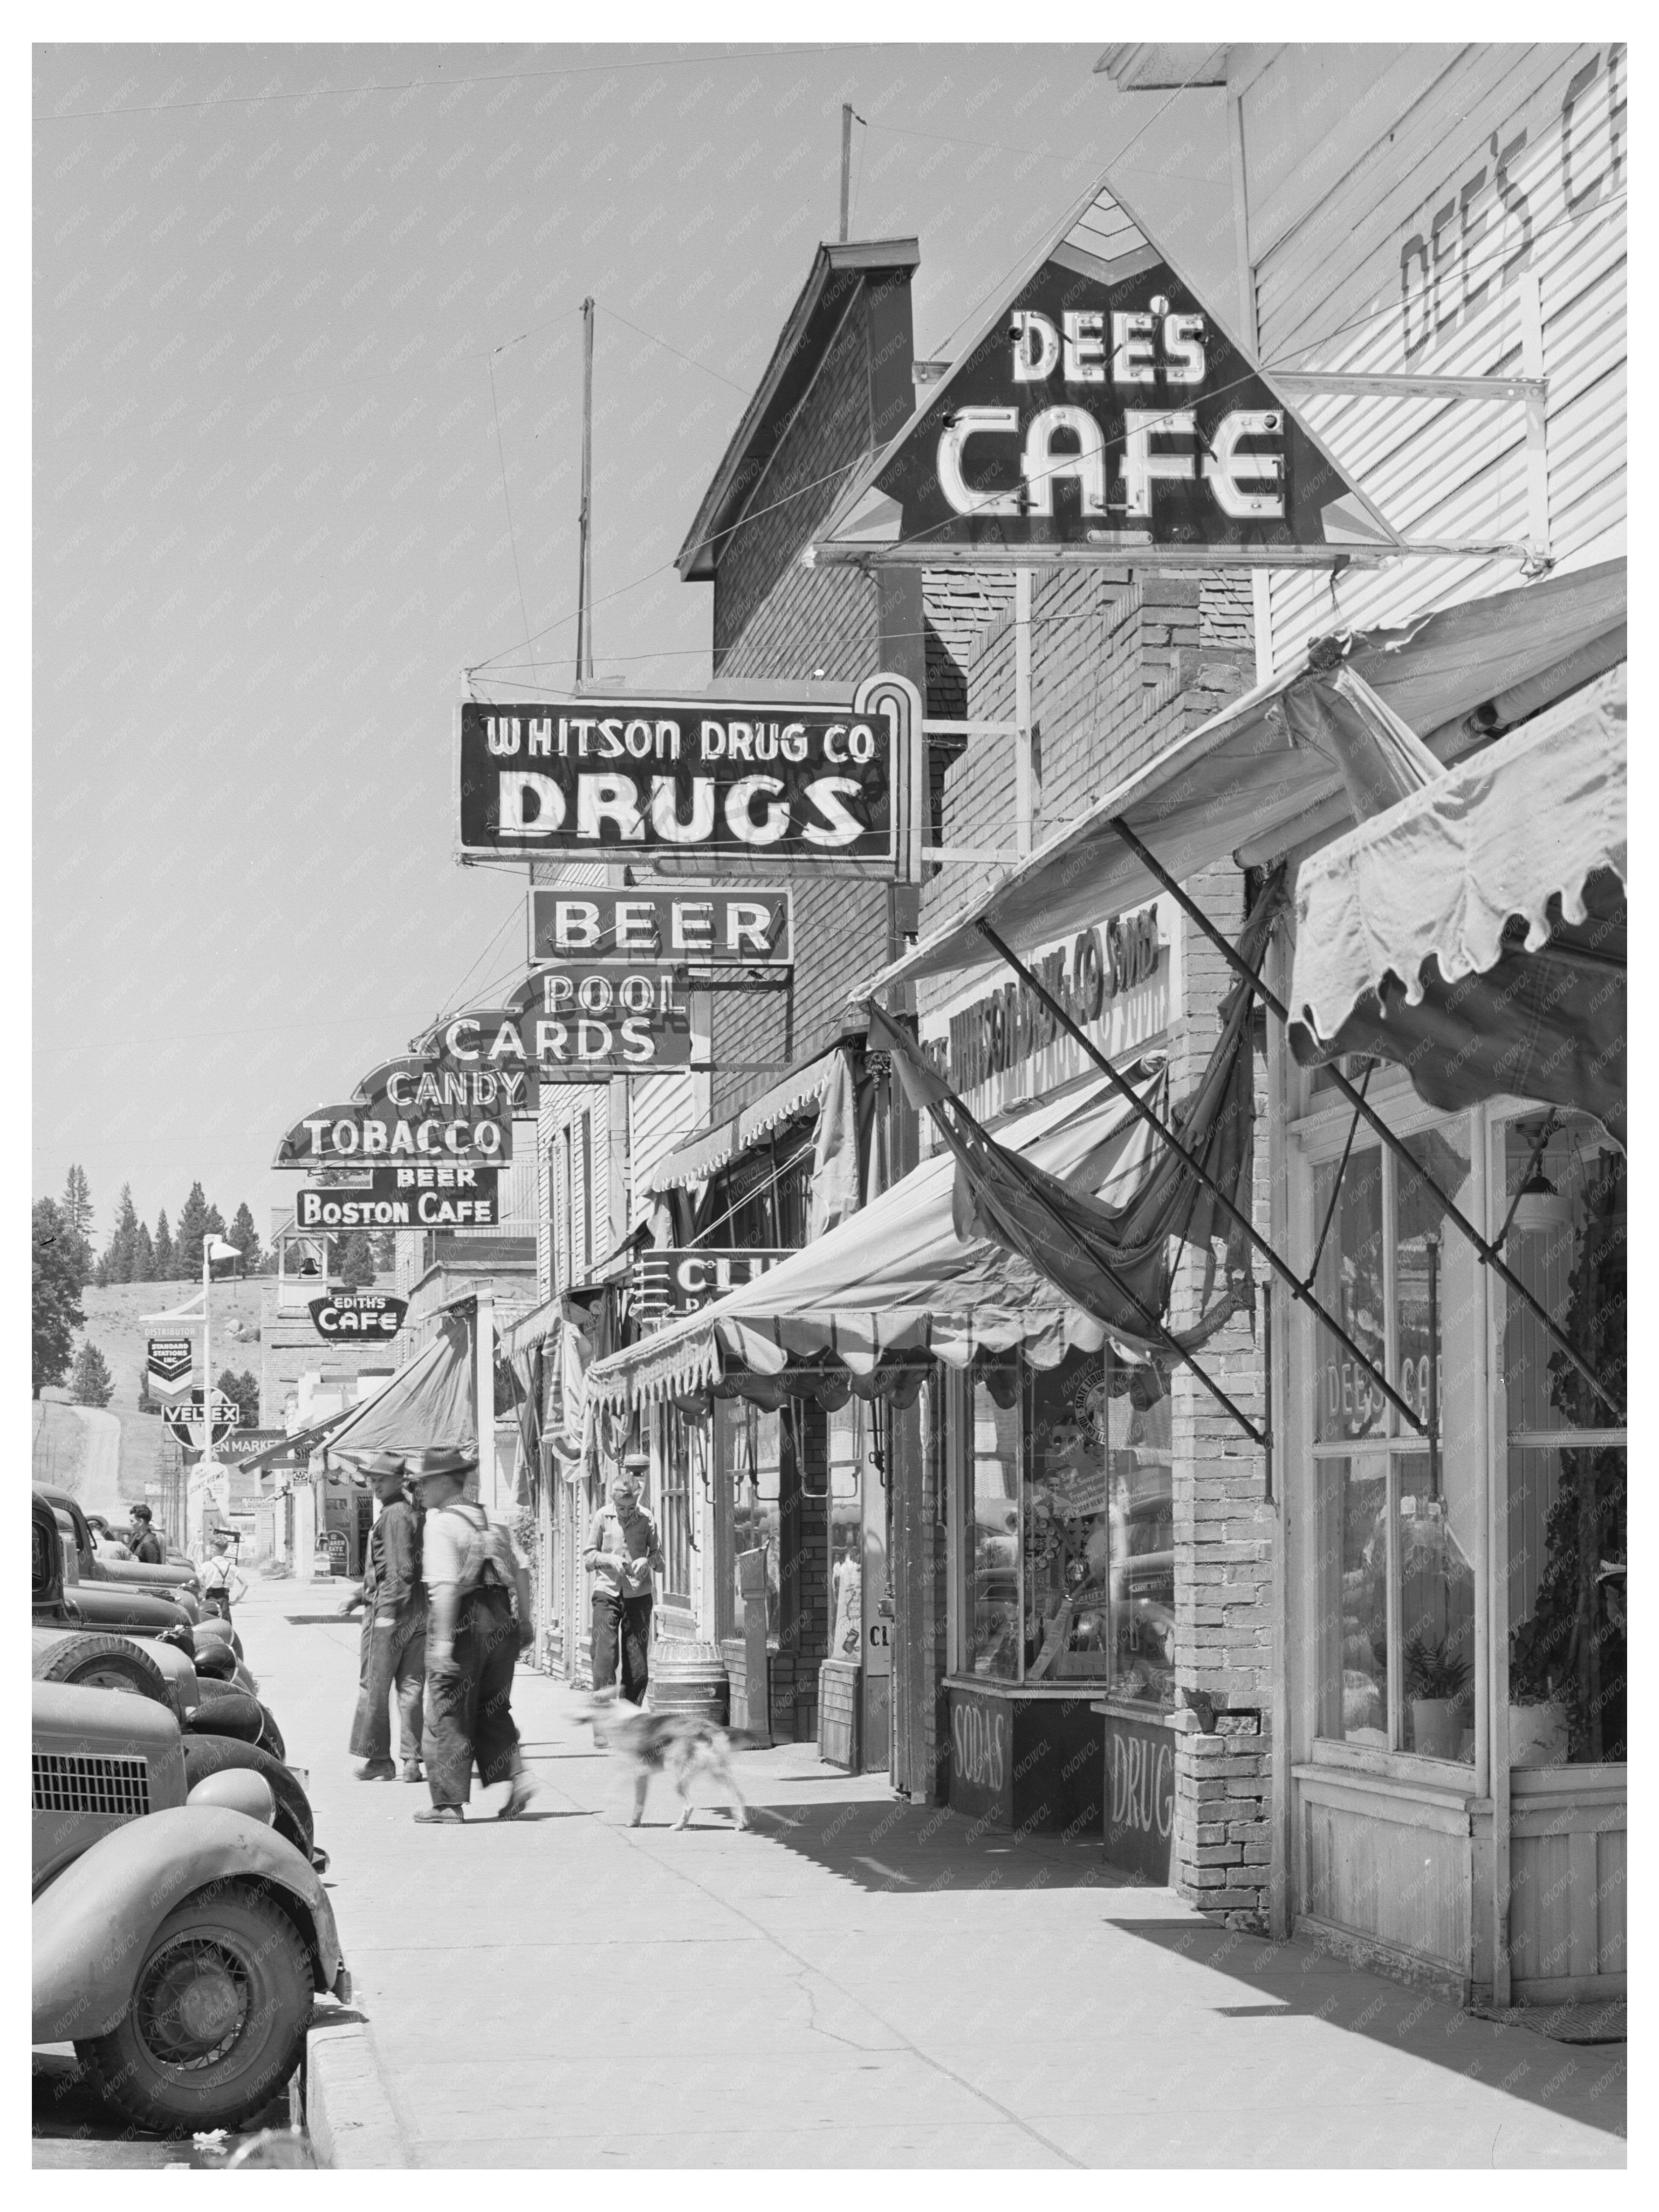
{"left": 33, "top": 1634, "right": 170, "bottom": 1704}
{"left": 77, "top": 1881, "right": 313, "bottom": 2134}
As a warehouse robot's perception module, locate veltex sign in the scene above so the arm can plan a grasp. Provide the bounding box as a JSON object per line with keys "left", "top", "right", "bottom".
{"left": 164, "top": 1389, "right": 241, "bottom": 1446}
{"left": 274, "top": 1056, "right": 521, "bottom": 1169}
{"left": 308, "top": 1291, "right": 408, "bottom": 1342}
{"left": 813, "top": 186, "right": 1396, "bottom": 567}
{"left": 457, "top": 673, "right": 912, "bottom": 866}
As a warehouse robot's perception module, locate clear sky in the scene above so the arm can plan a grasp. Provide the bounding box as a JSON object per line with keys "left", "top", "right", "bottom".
{"left": 33, "top": 38, "right": 1228, "bottom": 1251}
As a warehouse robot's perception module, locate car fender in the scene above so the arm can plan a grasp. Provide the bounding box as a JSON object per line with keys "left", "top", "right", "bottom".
{"left": 31, "top": 1805, "right": 343, "bottom": 2043}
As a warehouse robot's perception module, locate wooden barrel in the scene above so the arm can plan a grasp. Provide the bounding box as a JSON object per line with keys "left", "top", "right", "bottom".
{"left": 648, "top": 1638, "right": 730, "bottom": 1727}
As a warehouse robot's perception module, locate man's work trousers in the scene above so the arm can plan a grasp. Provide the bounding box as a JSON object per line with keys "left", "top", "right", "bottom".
{"left": 349, "top": 1610, "right": 425, "bottom": 1763}
{"left": 591, "top": 1590, "right": 652, "bottom": 1705}
{"left": 424, "top": 1592, "right": 521, "bottom": 1807}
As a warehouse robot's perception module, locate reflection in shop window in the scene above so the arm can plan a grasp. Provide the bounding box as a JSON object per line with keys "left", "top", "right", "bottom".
{"left": 1502, "top": 1115, "right": 1626, "bottom": 1765}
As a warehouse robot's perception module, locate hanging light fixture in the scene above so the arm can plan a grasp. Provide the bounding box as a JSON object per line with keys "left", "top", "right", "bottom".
{"left": 1508, "top": 1161, "right": 1571, "bottom": 1238}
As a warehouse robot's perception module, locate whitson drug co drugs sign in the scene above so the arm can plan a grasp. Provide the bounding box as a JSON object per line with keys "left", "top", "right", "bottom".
{"left": 457, "top": 674, "right": 918, "bottom": 869}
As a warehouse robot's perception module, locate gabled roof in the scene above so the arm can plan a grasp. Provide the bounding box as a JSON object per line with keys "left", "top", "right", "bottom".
{"left": 675, "top": 237, "right": 920, "bottom": 583}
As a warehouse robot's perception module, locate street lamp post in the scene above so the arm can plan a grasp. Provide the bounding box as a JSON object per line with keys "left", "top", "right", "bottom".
{"left": 197, "top": 1233, "right": 243, "bottom": 1547}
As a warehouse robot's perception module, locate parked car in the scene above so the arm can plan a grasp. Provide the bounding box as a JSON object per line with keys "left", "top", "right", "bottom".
{"left": 35, "top": 1485, "right": 202, "bottom": 1607}
{"left": 32, "top": 1677, "right": 348, "bottom": 2132}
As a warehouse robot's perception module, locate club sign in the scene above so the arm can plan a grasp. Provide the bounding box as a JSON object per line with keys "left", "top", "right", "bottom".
{"left": 457, "top": 673, "right": 915, "bottom": 867}
{"left": 633, "top": 1248, "right": 792, "bottom": 1327}
{"left": 308, "top": 1291, "right": 408, "bottom": 1342}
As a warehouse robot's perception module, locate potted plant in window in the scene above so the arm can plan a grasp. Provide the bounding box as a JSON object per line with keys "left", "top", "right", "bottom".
{"left": 1404, "top": 1632, "right": 1469, "bottom": 1759}
{"left": 1507, "top": 1612, "right": 1570, "bottom": 1768}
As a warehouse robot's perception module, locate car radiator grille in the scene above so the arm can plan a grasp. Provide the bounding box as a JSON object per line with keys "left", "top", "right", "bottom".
{"left": 33, "top": 1751, "right": 151, "bottom": 1818}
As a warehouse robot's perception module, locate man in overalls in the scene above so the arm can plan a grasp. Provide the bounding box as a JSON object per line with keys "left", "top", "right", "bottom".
{"left": 339, "top": 1452, "right": 426, "bottom": 1782}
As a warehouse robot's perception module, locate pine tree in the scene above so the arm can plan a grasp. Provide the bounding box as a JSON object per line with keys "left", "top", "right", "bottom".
{"left": 105, "top": 1183, "right": 140, "bottom": 1283}
{"left": 216, "top": 1368, "right": 261, "bottom": 1430}
{"left": 59, "top": 1166, "right": 95, "bottom": 1286}
{"left": 70, "top": 1340, "right": 115, "bottom": 1407}
{"left": 132, "top": 1221, "right": 156, "bottom": 1281}
{"left": 153, "top": 1209, "right": 175, "bottom": 1281}
{"left": 227, "top": 1200, "right": 263, "bottom": 1274}
{"left": 33, "top": 1199, "right": 85, "bottom": 1395}
{"left": 337, "top": 1229, "right": 376, "bottom": 1288}
{"left": 61, "top": 1164, "right": 93, "bottom": 1237}
{"left": 175, "top": 1183, "right": 212, "bottom": 1275}
{"left": 370, "top": 1227, "right": 397, "bottom": 1272}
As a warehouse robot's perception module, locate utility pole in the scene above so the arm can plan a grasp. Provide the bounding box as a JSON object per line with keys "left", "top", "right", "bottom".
{"left": 839, "top": 104, "right": 854, "bottom": 242}
{"left": 576, "top": 296, "right": 595, "bottom": 683}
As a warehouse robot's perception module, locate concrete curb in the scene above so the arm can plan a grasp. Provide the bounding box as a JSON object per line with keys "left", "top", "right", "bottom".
{"left": 305, "top": 2017, "right": 413, "bottom": 2168}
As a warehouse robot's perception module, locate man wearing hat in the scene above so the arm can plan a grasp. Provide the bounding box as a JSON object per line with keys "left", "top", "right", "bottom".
{"left": 583, "top": 1451, "right": 664, "bottom": 1706}
{"left": 338, "top": 1453, "right": 426, "bottom": 1782}
{"left": 405, "top": 1446, "right": 536, "bottom": 1824}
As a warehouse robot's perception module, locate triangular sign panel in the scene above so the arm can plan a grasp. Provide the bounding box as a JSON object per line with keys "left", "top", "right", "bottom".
{"left": 817, "top": 186, "right": 1397, "bottom": 564}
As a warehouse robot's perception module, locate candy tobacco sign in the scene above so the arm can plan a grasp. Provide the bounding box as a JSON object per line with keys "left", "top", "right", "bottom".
{"left": 274, "top": 1056, "right": 520, "bottom": 1169}
{"left": 456, "top": 674, "right": 916, "bottom": 867}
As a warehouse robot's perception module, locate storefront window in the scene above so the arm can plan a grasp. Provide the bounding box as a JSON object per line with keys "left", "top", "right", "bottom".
{"left": 659, "top": 1406, "right": 699, "bottom": 1608}
{"left": 827, "top": 1402, "right": 865, "bottom": 1666}
{"left": 957, "top": 1348, "right": 1174, "bottom": 1700}
{"left": 721, "top": 1399, "right": 780, "bottom": 1639}
{"left": 1311, "top": 1117, "right": 1477, "bottom": 1763}
{"left": 1501, "top": 1115, "right": 1626, "bottom": 1764}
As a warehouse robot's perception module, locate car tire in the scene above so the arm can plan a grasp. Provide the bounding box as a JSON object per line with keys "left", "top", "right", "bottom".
{"left": 179, "top": 1737, "right": 315, "bottom": 1862}
{"left": 33, "top": 1633, "right": 170, "bottom": 1704}
{"left": 77, "top": 1880, "right": 313, "bottom": 2134}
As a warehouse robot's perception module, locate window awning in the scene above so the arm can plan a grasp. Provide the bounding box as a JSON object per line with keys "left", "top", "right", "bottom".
{"left": 1289, "top": 666, "right": 1626, "bottom": 1143}
{"left": 318, "top": 1316, "right": 477, "bottom": 1468}
{"left": 590, "top": 1063, "right": 1169, "bottom": 1413}
{"left": 856, "top": 558, "right": 1625, "bottom": 998}
{"left": 645, "top": 1045, "right": 846, "bottom": 1194}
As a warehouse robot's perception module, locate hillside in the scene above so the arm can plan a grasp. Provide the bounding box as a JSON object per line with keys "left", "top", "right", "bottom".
{"left": 71, "top": 1276, "right": 274, "bottom": 1510}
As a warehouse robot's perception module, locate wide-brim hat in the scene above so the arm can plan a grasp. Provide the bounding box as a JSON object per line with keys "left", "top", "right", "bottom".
{"left": 404, "top": 1445, "right": 479, "bottom": 1483}
{"left": 620, "top": 1448, "right": 651, "bottom": 1473}
{"left": 342, "top": 1450, "right": 407, "bottom": 1483}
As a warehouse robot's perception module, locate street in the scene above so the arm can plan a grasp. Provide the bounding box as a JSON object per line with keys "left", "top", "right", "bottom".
{"left": 236, "top": 1576, "right": 1623, "bottom": 2169}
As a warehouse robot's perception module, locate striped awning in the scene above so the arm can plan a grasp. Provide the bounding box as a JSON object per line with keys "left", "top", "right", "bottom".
{"left": 590, "top": 1061, "right": 1167, "bottom": 1413}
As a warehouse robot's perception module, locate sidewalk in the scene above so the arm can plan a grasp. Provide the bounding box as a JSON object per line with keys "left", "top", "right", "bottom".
{"left": 239, "top": 1576, "right": 1626, "bottom": 2169}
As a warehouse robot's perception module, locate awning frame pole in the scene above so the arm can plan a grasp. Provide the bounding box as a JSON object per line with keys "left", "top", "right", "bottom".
{"left": 976, "top": 918, "right": 1426, "bottom": 1439}
{"left": 920, "top": 1050, "right": 1269, "bottom": 1450}
{"left": 1108, "top": 815, "right": 1622, "bottom": 1422}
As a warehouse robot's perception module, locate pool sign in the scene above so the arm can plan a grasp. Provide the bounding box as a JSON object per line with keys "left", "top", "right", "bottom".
{"left": 812, "top": 185, "right": 1396, "bottom": 567}
{"left": 308, "top": 1292, "right": 408, "bottom": 1342}
{"left": 274, "top": 1055, "right": 520, "bottom": 1169}
{"left": 457, "top": 672, "right": 916, "bottom": 869}
{"left": 427, "top": 966, "right": 695, "bottom": 1089}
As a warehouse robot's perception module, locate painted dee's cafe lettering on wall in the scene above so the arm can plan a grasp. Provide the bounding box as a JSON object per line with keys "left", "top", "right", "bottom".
{"left": 922, "top": 902, "right": 1167, "bottom": 1098}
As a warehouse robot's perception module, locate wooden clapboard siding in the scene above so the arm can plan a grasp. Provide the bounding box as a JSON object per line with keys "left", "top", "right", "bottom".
{"left": 1246, "top": 42, "right": 1625, "bottom": 674}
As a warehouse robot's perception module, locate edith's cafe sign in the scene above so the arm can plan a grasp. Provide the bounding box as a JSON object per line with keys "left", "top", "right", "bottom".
{"left": 920, "top": 898, "right": 1175, "bottom": 1118}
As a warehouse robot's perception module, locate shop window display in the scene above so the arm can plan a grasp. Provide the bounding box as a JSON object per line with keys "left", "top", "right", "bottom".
{"left": 1312, "top": 1120, "right": 1477, "bottom": 1762}
{"left": 1501, "top": 1115, "right": 1626, "bottom": 1765}
{"left": 719, "top": 1399, "right": 781, "bottom": 1639}
{"left": 958, "top": 1347, "right": 1175, "bottom": 1701}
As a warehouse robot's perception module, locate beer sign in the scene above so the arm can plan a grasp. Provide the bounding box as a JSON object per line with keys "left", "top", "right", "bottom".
{"left": 308, "top": 1291, "right": 408, "bottom": 1342}
{"left": 529, "top": 887, "right": 792, "bottom": 966}
{"left": 457, "top": 672, "right": 915, "bottom": 867}
{"left": 296, "top": 1165, "right": 501, "bottom": 1230}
